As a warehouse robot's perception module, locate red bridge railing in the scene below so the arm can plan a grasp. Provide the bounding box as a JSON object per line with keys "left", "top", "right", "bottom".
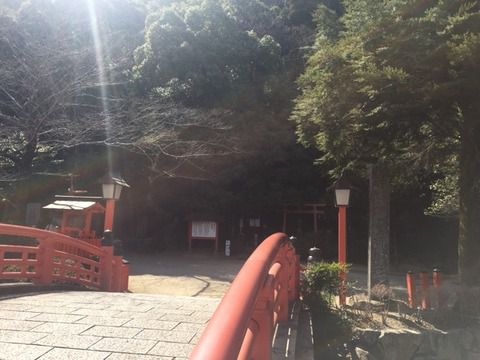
{"left": 190, "top": 233, "right": 300, "bottom": 360}
{"left": 0, "top": 223, "right": 128, "bottom": 291}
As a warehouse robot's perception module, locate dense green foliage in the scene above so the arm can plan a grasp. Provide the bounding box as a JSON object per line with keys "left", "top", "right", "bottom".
{"left": 302, "top": 261, "right": 347, "bottom": 305}
{"left": 0, "top": 0, "right": 333, "bottom": 232}
{"left": 0, "top": 0, "right": 470, "bottom": 276}
{"left": 133, "top": 0, "right": 282, "bottom": 107}
{"left": 292, "top": 0, "right": 480, "bottom": 284}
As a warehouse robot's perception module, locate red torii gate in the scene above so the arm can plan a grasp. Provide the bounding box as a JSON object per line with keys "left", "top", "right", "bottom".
{"left": 282, "top": 203, "right": 326, "bottom": 233}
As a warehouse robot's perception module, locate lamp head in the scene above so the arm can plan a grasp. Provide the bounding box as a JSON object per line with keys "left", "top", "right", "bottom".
{"left": 100, "top": 173, "right": 130, "bottom": 200}
{"left": 334, "top": 176, "right": 351, "bottom": 207}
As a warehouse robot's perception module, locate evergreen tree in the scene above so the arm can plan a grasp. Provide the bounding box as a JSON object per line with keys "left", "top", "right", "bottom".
{"left": 292, "top": 0, "right": 480, "bottom": 285}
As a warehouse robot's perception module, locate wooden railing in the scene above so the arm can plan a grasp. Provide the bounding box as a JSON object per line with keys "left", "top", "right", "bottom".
{"left": 190, "top": 233, "right": 300, "bottom": 360}
{"left": 0, "top": 223, "right": 128, "bottom": 291}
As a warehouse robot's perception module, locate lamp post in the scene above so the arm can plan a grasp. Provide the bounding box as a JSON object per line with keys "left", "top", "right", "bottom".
{"left": 334, "top": 178, "right": 350, "bottom": 305}
{"left": 101, "top": 174, "right": 130, "bottom": 232}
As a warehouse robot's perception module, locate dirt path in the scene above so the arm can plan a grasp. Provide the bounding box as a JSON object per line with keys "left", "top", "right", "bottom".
{"left": 125, "top": 252, "right": 245, "bottom": 298}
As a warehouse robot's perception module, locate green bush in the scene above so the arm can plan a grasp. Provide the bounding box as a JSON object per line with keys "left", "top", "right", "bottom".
{"left": 301, "top": 261, "right": 352, "bottom": 358}
{"left": 301, "top": 261, "right": 348, "bottom": 308}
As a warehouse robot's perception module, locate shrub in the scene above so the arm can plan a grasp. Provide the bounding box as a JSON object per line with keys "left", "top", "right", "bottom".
{"left": 301, "top": 261, "right": 348, "bottom": 309}
{"left": 370, "top": 283, "right": 393, "bottom": 302}
{"left": 301, "top": 262, "right": 352, "bottom": 358}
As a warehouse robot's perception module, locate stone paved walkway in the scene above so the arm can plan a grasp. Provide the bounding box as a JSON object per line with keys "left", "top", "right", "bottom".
{"left": 0, "top": 291, "right": 220, "bottom": 360}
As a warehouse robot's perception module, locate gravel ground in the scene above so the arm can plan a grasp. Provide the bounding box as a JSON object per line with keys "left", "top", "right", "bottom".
{"left": 125, "top": 252, "right": 245, "bottom": 298}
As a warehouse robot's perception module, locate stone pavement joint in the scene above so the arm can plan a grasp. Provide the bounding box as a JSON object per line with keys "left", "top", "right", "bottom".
{"left": 0, "top": 291, "right": 220, "bottom": 360}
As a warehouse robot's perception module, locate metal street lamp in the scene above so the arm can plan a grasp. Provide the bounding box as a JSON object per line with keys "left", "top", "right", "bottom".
{"left": 100, "top": 174, "right": 130, "bottom": 232}
{"left": 334, "top": 176, "right": 351, "bottom": 305}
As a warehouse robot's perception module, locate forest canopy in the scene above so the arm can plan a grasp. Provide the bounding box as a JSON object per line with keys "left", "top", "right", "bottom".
{"left": 292, "top": 0, "right": 480, "bottom": 284}
{"left": 0, "top": 0, "right": 476, "bottom": 283}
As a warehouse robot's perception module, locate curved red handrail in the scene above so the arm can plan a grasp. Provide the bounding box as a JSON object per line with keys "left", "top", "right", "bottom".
{"left": 190, "top": 232, "right": 298, "bottom": 360}
{"left": 0, "top": 223, "right": 128, "bottom": 291}
{"left": 0, "top": 224, "right": 102, "bottom": 255}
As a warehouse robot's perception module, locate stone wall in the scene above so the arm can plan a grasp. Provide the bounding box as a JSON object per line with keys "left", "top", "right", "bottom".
{"left": 351, "top": 327, "right": 480, "bottom": 360}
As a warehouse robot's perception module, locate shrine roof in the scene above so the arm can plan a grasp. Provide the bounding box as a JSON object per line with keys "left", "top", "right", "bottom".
{"left": 43, "top": 200, "right": 100, "bottom": 211}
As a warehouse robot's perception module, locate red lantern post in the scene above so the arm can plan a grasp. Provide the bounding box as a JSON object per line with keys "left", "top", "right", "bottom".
{"left": 104, "top": 199, "right": 116, "bottom": 231}
{"left": 338, "top": 205, "right": 347, "bottom": 305}
{"left": 334, "top": 177, "right": 351, "bottom": 306}
{"left": 100, "top": 174, "right": 130, "bottom": 232}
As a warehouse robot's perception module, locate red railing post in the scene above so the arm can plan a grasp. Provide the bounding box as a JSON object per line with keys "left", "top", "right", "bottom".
{"left": 251, "top": 277, "right": 274, "bottom": 360}
{"left": 406, "top": 271, "right": 416, "bottom": 308}
{"left": 238, "top": 323, "right": 256, "bottom": 360}
{"left": 111, "top": 256, "right": 129, "bottom": 292}
{"left": 420, "top": 271, "right": 430, "bottom": 310}
{"left": 286, "top": 245, "right": 297, "bottom": 302}
{"left": 277, "top": 261, "right": 289, "bottom": 322}
{"left": 111, "top": 256, "right": 122, "bottom": 291}
{"left": 117, "top": 260, "right": 129, "bottom": 291}
{"left": 101, "top": 245, "right": 114, "bottom": 291}
{"left": 295, "top": 254, "right": 300, "bottom": 300}
{"left": 38, "top": 238, "right": 53, "bottom": 285}
{"left": 0, "top": 248, "right": 4, "bottom": 275}
{"left": 432, "top": 268, "right": 445, "bottom": 309}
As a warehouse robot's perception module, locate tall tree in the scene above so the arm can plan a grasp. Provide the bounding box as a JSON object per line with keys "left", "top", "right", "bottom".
{"left": 132, "top": 0, "right": 283, "bottom": 108}
{"left": 292, "top": 0, "right": 480, "bottom": 285}
{"left": 129, "top": 0, "right": 302, "bottom": 180}
{"left": 0, "top": 0, "right": 145, "bottom": 180}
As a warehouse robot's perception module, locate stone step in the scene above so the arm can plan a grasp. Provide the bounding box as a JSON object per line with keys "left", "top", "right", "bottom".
{"left": 0, "top": 282, "right": 90, "bottom": 299}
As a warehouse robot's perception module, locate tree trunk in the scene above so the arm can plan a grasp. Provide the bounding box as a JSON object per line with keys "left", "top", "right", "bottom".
{"left": 458, "top": 104, "right": 480, "bottom": 286}
{"left": 7, "top": 137, "right": 38, "bottom": 224}
{"left": 368, "top": 163, "right": 391, "bottom": 297}
{"left": 18, "top": 137, "right": 37, "bottom": 175}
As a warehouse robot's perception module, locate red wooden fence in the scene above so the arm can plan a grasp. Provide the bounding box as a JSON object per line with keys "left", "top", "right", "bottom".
{"left": 0, "top": 223, "right": 128, "bottom": 291}
{"left": 190, "top": 233, "right": 299, "bottom": 360}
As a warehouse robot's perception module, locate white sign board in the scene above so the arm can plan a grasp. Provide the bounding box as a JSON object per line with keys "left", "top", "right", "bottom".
{"left": 249, "top": 218, "right": 261, "bottom": 227}
{"left": 191, "top": 221, "right": 217, "bottom": 238}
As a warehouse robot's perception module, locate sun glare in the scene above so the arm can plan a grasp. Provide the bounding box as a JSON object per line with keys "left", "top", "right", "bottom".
{"left": 87, "top": 0, "right": 113, "bottom": 175}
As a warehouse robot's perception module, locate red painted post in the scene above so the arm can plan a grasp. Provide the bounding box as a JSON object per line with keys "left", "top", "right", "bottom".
{"left": 121, "top": 260, "right": 129, "bottom": 291}
{"left": 338, "top": 205, "right": 347, "bottom": 305}
{"left": 101, "top": 245, "right": 114, "bottom": 291}
{"left": 39, "top": 238, "right": 54, "bottom": 285}
{"left": 294, "top": 254, "right": 300, "bottom": 300}
{"left": 432, "top": 268, "right": 444, "bottom": 309}
{"left": 111, "top": 256, "right": 122, "bottom": 291}
{"left": 104, "top": 199, "right": 116, "bottom": 232}
{"left": 420, "top": 271, "right": 430, "bottom": 310}
{"left": 110, "top": 255, "right": 120, "bottom": 291}
{"left": 237, "top": 324, "right": 256, "bottom": 360}
{"left": 287, "top": 246, "right": 296, "bottom": 301}
{"left": 114, "top": 258, "right": 128, "bottom": 292}
{"left": 250, "top": 278, "right": 274, "bottom": 360}
{"left": 406, "top": 271, "right": 416, "bottom": 308}
{"left": 275, "top": 260, "right": 289, "bottom": 322}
